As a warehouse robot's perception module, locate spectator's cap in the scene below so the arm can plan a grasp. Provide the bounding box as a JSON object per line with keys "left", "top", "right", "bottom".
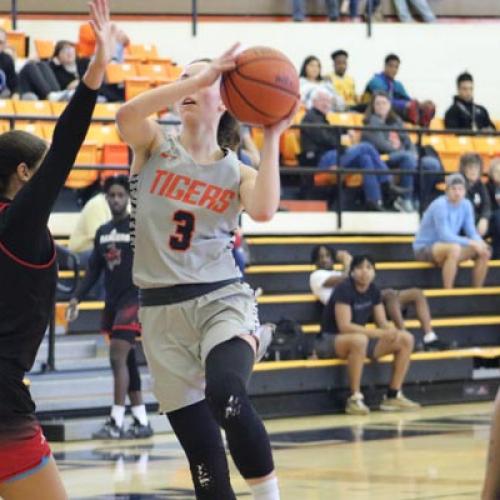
{"left": 445, "top": 173, "right": 466, "bottom": 189}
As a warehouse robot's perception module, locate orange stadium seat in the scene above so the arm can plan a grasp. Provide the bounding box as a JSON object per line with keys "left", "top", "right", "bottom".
{"left": 41, "top": 121, "right": 56, "bottom": 140}
{"left": 49, "top": 101, "right": 68, "bottom": 117}
{"left": 125, "top": 77, "right": 151, "bottom": 101}
{"left": 0, "top": 18, "right": 12, "bottom": 31}
{"left": 105, "top": 63, "right": 137, "bottom": 85}
{"left": 101, "top": 143, "right": 129, "bottom": 179}
{"left": 14, "top": 121, "right": 44, "bottom": 138}
{"left": 7, "top": 31, "right": 26, "bottom": 57}
{"left": 137, "top": 63, "right": 170, "bottom": 81}
{"left": 92, "top": 102, "right": 120, "bottom": 120}
{"left": 430, "top": 117, "right": 444, "bottom": 130}
{"left": 473, "top": 136, "right": 500, "bottom": 163}
{"left": 65, "top": 144, "right": 100, "bottom": 189}
{"left": 34, "top": 39, "right": 55, "bottom": 60}
{"left": 13, "top": 100, "right": 52, "bottom": 118}
{"left": 0, "top": 121, "right": 9, "bottom": 134}
{"left": 126, "top": 43, "right": 158, "bottom": 61}
{"left": 85, "top": 124, "right": 123, "bottom": 147}
{"left": 0, "top": 99, "right": 14, "bottom": 117}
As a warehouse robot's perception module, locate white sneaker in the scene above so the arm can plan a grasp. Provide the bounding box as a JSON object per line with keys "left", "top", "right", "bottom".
{"left": 380, "top": 391, "right": 421, "bottom": 411}
{"left": 345, "top": 393, "right": 370, "bottom": 415}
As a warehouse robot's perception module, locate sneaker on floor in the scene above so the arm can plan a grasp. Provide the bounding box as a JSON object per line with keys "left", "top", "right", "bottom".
{"left": 345, "top": 393, "right": 370, "bottom": 415}
{"left": 92, "top": 418, "right": 124, "bottom": 440}
{"left": 125, "top": 418, "right": 154, "bottom": 439}
{"left": 380, "top": 391, "right": 421, "bottom": 411}
{"left": 256, "top": 323, "right": 276, "bottom": 362}
{"left": 424, "top": 339, "right": 450, "bottom": 351}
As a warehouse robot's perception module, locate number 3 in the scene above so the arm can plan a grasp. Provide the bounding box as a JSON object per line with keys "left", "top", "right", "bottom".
{"left": 169, "top": 210, "right": 195, "bottom": 251}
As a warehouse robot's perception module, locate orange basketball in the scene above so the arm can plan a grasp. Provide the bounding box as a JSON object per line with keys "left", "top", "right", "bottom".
{"left": 221, "top": 46, "right": 300, "bottom": 126}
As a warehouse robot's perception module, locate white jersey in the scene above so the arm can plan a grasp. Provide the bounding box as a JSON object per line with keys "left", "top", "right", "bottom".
{"left": 131, "top": 134, "right": 242, "bottom": 288}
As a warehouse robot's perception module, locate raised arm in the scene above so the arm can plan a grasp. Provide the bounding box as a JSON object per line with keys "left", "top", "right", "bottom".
{"left": 0, "top": 0, "right": 115, "bottom": 261}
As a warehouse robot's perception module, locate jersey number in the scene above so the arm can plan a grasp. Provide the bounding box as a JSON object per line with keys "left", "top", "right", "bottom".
{"left": 169, "top": 210, "right": 195, "bottom": 251}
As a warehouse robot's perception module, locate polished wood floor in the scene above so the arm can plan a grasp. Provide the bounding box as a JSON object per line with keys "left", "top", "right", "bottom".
{"left": 53, "top": 402, "right": 493, "bottom": 499}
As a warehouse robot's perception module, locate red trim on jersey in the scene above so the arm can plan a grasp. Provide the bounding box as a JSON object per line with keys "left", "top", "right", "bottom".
{"left": 0, "top": 202, "right": 57, "bottom": 270}
{"left": 0, "top": 425, "right": 51, "bottom": 483}
{"left": 112, "top": 323, "right": 142, "bottom": 333}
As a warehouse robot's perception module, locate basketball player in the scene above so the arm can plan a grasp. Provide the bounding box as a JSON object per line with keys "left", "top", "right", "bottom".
{"left": 0, "top": 2, "right": 115, "bottom": 498}
{"left": 482, "top": 387, "right": 500, "bottom": 499}
{"left": 117, "top": 46, "right": 297, "bottom": 499}
{"left": 67, "top": 175, "right": 153, "bottom": 440}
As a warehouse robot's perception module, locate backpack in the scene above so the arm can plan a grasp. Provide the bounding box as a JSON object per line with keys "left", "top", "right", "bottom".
{"left": 263, "top": 319, "right": 308, "bottom": 361}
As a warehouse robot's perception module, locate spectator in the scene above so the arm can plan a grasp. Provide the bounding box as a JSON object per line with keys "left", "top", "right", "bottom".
{"left": 444, "top": 72, "right": 495, "bottom": 131}
{"left": 459, "top": 153, "right": 491, "bottom": 238}
{"left": 363, "top": 54, "right": 435, "bottom": 127}
{"left": 299, "top": 55, "right": 344, "bottom": 111}
{"left": 49, "top": 41, "right": 87, "bottom": 95}
{"left": 300, "top": 88, "right": 407, "bottom": 210}
{"left": 413, "top": 173, "right": 491, "bottom": 288}
{"left": 0, "top": 27, "right": 18, "bottom": 97}
{"left": 317, "top": 254, "right": 420, "bottom": 414}
{"left": 292, "top": 0, "right": 340, "bottom": 21}
{"left": 310, "top": 244, "right": 447, "bottom": 350}
{"left": 18, "top": 61, "right": 62, "bottom": 101}
{"left": 393, "top": 0, "right": 436, "bottom": 22}
{"left": 486, "top": 159, "right": 500, "bottom": 259}
{"left": 329, "top": 49, "right": 358, "bottom": 109}
{"left": 362, "top": 91, "right": 442, "bottom": 211}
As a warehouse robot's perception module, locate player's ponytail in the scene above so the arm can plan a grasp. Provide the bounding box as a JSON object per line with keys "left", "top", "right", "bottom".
{"left": 0, "top": 130, "right": 47, "bottom": 196}
{"left": 217, "top": 111, "right": 240, "bottom": 151}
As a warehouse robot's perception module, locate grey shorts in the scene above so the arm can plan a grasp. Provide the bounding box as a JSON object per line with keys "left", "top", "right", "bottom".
{"left": 414, "top": 246, "right": 434, "bottom": 262}
{"left": 315, "top": 333, "right": 378, "bottom": 359}
{"left": 138, "top": 281, "right": 260, "bottom": 413}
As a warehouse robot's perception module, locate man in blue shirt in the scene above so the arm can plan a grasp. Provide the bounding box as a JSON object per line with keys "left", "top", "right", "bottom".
{"left": 413, "top": 173, "right": 491, "bottom": 288}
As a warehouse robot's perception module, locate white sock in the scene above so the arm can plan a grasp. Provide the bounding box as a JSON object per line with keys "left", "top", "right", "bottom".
{"left": 111, "top": 405, "right": 125, "bottom": 428}
{"left": 423, "top": 331, "right": 438, "bottom": 343}
{"left": 249, "top": 476, "right": 280, "bottom": 500}
{"left": 131, "top": 404, "right": 148, "bottom": 426}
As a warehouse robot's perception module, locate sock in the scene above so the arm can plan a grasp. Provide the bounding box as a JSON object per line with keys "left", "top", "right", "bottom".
{"left": 387, "top": 388, "right": 399, "bottom": 399}
{"left": 111, "top": 405, "right": 126, "bottom": 428}
{"left": 131, "top": 404, "right": 149, "bottom": 426}
{"left": 249, "top": 476, "right": 280, "bottom": 500}
{"left": 423, "top": 331, "right": 438, "bottom": 343}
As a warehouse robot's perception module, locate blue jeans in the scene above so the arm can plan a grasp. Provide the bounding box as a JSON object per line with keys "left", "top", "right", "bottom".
{"left": 393, "top": 0, "right": 436, "bottom": 22}
{"left": 387, "top": 151, "right": 441, "bottom": 201}
{"left": 319, "top": 142, "right": 391, "bottom": 203}
{"left": 292, "top": 0, "right": 339, "bottom": 20}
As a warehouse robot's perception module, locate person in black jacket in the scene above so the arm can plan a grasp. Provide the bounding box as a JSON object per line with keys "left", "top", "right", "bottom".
{"left": 444, "top": 72, "right": 495, "bottom": 131}
{"left": 0, "top": 27, "right": 18, "bottom": 97}
{"left": 459, "top": 153, "right": 491, "bottom": 238}
{"left": 0, "top": 1, "right": 114, "bottom": 497}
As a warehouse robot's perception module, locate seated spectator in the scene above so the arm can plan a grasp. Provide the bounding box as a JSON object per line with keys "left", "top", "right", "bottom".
{"left": 362, "top": 91, "right": 442, "bottom": 212}
{"left": 19, "top": 60, "right": 62, "bottom": 100}
{"left": 299, "top": 55, "right": 344, "bottom": 111}
{"left": 292, "top": 0, "right": 340, "bottom": 22}
{"left": 486, "top": 159, "right": 500, "bottom": 259}
{"left": 49, "top": 41, "right": 87, "bottom": 95}
{"left": 300, "top": 88, "right": 407, "bottom": 210}
{"left": 459, "top": 153, "right": 491, "bottom": 238}
{"left": 393, "top": 0, "right": 436, "bottom": 22}
{"left": 329, "top": 49, "right": 358, "bottom": 109}
{"left": 0, "top": 27, "right": 18, "bottom": 97}
{"left": 413, "top": 173, "right": 491, "bottom": 288}
{"left": 363, "top": 54, "right": 435, "bottom": 127}
{"left": 444, "top": 72, "right": 495, "bottom": 131}
{"left": 317, "top": 254, "right": 420, "bottom": 414}
{"left": 310, "top": 244, "right": 447, "bottom": 350}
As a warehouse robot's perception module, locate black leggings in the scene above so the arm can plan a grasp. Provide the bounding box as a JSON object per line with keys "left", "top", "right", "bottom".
{"left": 167, "top": 338, "right": 274, "bottom": 499}
{"left": 19, "top": 61, "right": 61, "bottom": 99}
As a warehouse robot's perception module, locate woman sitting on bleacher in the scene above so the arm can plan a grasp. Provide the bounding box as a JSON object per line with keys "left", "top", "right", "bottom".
{"left": 317, "top": 254, "right": 420, "bottom": 415}
{"left": 486, "top": 158, "right": 500, "bottom": 259}
{"left": 362, "top": 91, "right": 442, "bottom": 212}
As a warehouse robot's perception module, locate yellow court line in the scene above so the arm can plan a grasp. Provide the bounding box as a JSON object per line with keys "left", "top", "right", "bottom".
{"left": 254, "top": 346, "right": 500, "bottom": 371}
{"left": 246, "top": 260, "right": 500, "bottom": 274}
{"left": 246, "top": 236, "right": 414, "bottom": 245}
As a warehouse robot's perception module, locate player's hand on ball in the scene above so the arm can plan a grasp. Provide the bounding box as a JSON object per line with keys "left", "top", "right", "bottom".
{"left": 264, "top": 99, "right": 301, "bottom": 136}
{"left": 66, "top": 298, "right": 80, "bottom": 322}
{"left": 196, "top": 42, "right": 240, "bottom": 89}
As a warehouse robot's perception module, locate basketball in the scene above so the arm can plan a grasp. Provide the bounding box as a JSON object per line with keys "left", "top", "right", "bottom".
{"left": 221, "top": 46, "right": 300, "bottom": 126}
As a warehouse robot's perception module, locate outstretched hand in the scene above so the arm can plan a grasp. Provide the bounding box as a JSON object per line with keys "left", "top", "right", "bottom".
{"left": 195, "top": 42, "right": 240, "bottom": 89}
{"left": 89, "top": 0, "right": 117, "bottom": 67}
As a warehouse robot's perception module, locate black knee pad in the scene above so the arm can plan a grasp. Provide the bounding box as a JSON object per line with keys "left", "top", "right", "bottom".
{"left": 205, "top": 371, "right": 274, "bottom": 479}
{"left": 127, "top": 349, "right": 141, "bottom": 392}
